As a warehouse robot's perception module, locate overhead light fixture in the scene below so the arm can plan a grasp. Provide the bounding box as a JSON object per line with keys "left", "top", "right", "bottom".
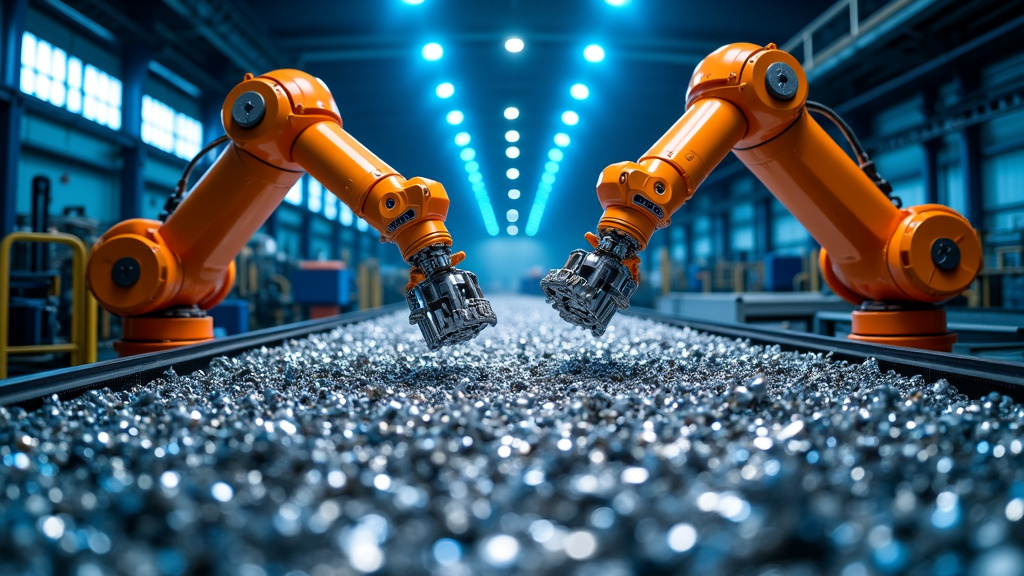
{"left": 570, "top": 83, "right": 589, "bottom": 100}
{"left": 504, "top": 107, "right": 520, "bottom": 120}
{"left": 435, "top": 82, "right": 454, "bottom": 98}
{"left": 605, "top": 0, "right": 629, "bottom": 5}
{"left": 506, "top": 146, "right": 520, "bottom": 159}
{"left": 454, "top": 132, "right": 471, "bottom": 146}
{"left": 583, "top": 44, "right": 605, "bottom": 62}
{"left": 541, "top": 172, "right": 555, "bottom": 184}
{"left": 507, "top": 168, "right": 520, "bottom": 180}
{"left": 554, "top": 133, "right": 570, "bottom": 147}
{"left": 505, "top": 130, "right": 520, "bottom": 143}
{"left": 549, "top": 148, "right": 564, "bottom": 162}
{"left": 508, "top": 189, "right": 521, "bottom": 199}
{"left": 472, "top": 181, "right": 485, "bottom": 192}
{"left": 561, "top": 111, "right": 579, "bottom": 126}
{"left": 507, "top": 209, "right": 519, "bottom": 223}
{"left": 422, "top": 42, "right": 443, "bottom": 61}
{"left": 505, "top": 38, "right": 524, "bottom": 53}
{"left": 468, "top": 172, "right": 483, "bottom": 183}
{"left": 545, "top": 161, "right": 559, "bottom": 173}
{"left": 446, "top": 110, "right": 464, "bottom": 125}
{"left": 465, "top": 161, "right": 480, "bottom": 174}
{"left": 507, "top": 225, "right": 519, "bottom": 236}
{"left": 403, "top": 0, "right": 425, "bottom": 4}
{"left": 460, "top": 148, "right": 476, "bottom": 161}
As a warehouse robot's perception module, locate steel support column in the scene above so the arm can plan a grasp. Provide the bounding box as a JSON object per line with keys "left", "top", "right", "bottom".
{"left": 1, "top": 0, "right": 27, "bottom": 236}
{"left": 119, "top": 41, "right": 152, "bottom": 221}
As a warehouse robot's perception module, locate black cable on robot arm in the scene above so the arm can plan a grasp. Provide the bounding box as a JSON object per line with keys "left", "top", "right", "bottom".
{"left": 805, "top": 101, "right": 869, "bottom": 164}
{"left": 159, "top": 134, "right": 232, "bottom": 222}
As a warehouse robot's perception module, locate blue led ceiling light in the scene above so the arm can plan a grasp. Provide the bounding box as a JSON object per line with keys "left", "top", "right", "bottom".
{"left": 465, "top": 161, "right": 479, "bottom": 173}
{"left": 605, "top": 0, "right": 629, "bottom": 5}
{"left": 507, "top": 225, "right": 519, "bottom": 236}
{"left": 473, "top": 187, "right": 499, "bottom": 236}
{"left": 468, "top": 172, "right": 483, "bottom": 184}
{"left": 504, "top": 107, "right": 519, "bottom": 120}
{"left": 545, "top": 161, "right": 559, "bottom": 173}
{"left": 403, "top": 0, "right": 425, "bottom": 4}
{"left": 505, "top": 38, "right": 524, "bottom": 53}
{"left": 562, "top": 111, "right": 579, "bottom": 126}
{"left": 454, "top": 132, "right": 470, "bottom": 146}
{"left": 508, "top": 189, "right": 520, "bottom": 199}
{"left": 436, "top": 82, "right": 454, "bottom": 98}
{"left": 446, "top": 110, "right": 464, "bottom": 125}
{"left": 554, "top": 133, "right": 570, "bottom": 147}
{"left": 507, "top": 209, "right": 519, "bottom": 223}
{"left": 541, "top": 172, "right": 555, "bottom": 184}
{"left": 472, "top": 181, "right": 485, "bottom": 193}
{"left": 584, "top": 44, "right": 605, "bottom": 62}
{"left": 549, "top": 148, "right": 564, "bottom": 162}
{"left": 460, "top": 148, "right": 476, "bottom": 161}
{"left": 570, "top": 83, "right": 589, "bottom": 100}
{"left": 505, "top": 130, "right": 520, "bottom": 143}
{"left": 422, "top": 42, "right": 443, "bottom": 61}
{"left": 506, "top": 146, "right": 520, "bottom": 159}
{"left": 525, "top": 186, "right": 551, "bottom": 236}
{"left": 507, "top": 168, "right": 520, "bottom": 180}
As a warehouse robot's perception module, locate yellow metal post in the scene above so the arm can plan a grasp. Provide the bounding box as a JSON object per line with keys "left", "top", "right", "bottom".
{"left": 1, "top": 232, "right": 97, "bottom": 379}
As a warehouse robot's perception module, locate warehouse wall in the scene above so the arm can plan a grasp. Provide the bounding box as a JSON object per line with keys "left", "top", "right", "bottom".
{"left": 3, "top": 2, "right": 383, "bottom": 276}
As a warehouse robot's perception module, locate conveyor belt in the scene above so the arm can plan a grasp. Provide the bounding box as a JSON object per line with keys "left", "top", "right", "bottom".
{"left": 625, "top": 308, "right": 1024, "bottom": 402}
{"left": 2, "top": 296, "right": 1023, "bottom": 575}
{"left": 0, "top": 303, "right": 406, "bottom": 407}
{"left": 3, "top": 300, "right": 1020, "bottom": 407}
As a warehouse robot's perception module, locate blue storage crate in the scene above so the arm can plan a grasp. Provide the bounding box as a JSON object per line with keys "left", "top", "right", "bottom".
{"left": 209, "top": 299, "right": 250, "bottom": 336}
{"left": 763, "top": 254, "right": 804, "bottom": 292}
{"left": 291, "top": 268, "right": 353, "bottom": 306}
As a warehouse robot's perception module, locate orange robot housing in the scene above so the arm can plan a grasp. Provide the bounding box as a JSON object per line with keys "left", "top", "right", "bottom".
{"left": 548, "top": 43, "right": 981, "bottom": 352}
{"left": 88, "top": 70, "right": 460, "bottom": 355}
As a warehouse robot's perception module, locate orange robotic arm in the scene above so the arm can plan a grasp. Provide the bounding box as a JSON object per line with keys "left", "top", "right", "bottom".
{"left": 88, "top": 70, "right": 495, "bottom": 356}
{"left": 542, "top": 43, "right": 981, "bottom": 352}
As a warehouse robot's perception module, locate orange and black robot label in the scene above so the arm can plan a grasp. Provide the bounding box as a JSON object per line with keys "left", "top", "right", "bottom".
{"left": 387, "top": 209, "right": 417, "bottom": 233}
{"left": 632, "top": 194, "right": 664, "bottom": 219}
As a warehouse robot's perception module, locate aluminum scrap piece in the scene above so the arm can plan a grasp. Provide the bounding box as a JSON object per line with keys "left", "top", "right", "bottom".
{"left": 1, "top": 296, "right": 1023, "bottom": 576}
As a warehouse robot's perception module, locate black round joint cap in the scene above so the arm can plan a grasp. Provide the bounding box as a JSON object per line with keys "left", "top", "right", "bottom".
{"left": 111, "top": 257, "right": 141, "bottom": 287}
{"left": 931, "top": 238, "right": 961, "bottom": 271}
{"left": 765, "top": 62, "right": 798, "bottom": 100}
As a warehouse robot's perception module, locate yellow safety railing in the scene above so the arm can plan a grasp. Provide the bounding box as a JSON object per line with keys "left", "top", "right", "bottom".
{"left": 1, "top": 232, "right": 97, "bottom": 379}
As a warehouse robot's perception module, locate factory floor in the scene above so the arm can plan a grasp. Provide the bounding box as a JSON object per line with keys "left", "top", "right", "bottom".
{"left": 1, "top": 296, "right": 1022, "bottom": 576}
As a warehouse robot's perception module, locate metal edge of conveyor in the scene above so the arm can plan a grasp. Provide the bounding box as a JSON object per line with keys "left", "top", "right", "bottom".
{"left": 625, "top": 307, "right": 1024, "bottom": 403}
{"left": 0, "top": 304, "right": 407, "bottom": 407}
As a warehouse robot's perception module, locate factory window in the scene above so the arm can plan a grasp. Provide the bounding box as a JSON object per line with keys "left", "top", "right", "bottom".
{"left": 340, "top": 204, "right": 355, "bottom": 226}
{"left": 307, "top": 177, "right": 323, "bottom": 214}
{"left": 692, "top": 216, "right": 712, "bottom": 261}
{"left": 729, "top": 202, "right": 755, "bottom": 254}
{"left": 670, "top": 226, "right": 686, "bottom": 263}
{"left": 20, "top": 31, "right": 123, "bottom": 130}
{"left": 284, "top": 179, "right": 303, "bottom": 206}
{"left": 983, "top": 148, "right": 1024, "bottom": 233}
{"left": 323, "top": 190, "right": 338, "bottom": 220}
{"left": 141, "top": 95, "right": 203, "bottom": 160}
{"left": 772, "top": 201, "right": 810, "bottom": 252}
